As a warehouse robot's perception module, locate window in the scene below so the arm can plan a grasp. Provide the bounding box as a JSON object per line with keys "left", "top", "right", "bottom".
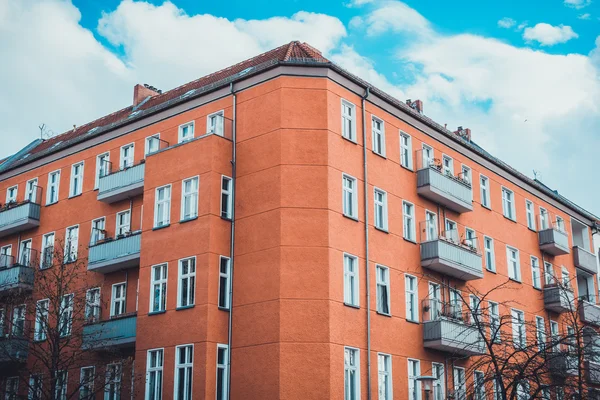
{"left": 536, "top": 316, "right": 546, "bottom": 351}
{"left": 432, "top": 363, "right": 445, "bottom": 400}
{"left": 5, "top": 377, "right": 18, "bottom": 400}
{"left": 428, "top": 282, "right": 441, "bottom": 319}
{"left": 218, "top": 256, "right": 231, "bottom": 309}
{"left": 531, "top": 256, "right": 541, "bottom": 289}
{"left": 105, "top": 363, "right": 122, "bottom": 400}
{"left": 421, "top": 144, "right": 434, "bottom": 168}
{"left": 178, "top": 257, "right": 196, "bottom": 308}
{"left": 372, "top": 116, "right": 385, "bottom": 156}
{"left": 221, "top": 176, "right": 233, "bottom": 219}
{"left": 461, "top": 165, "right": 471, "bottom": 185}
{"left": 469, "top": 294, "right": 481, "bottom": 324}
{"left": 376, "top": 265, "right": 390, "bottom": 315}
{"left": 41, "top": 232, "right": 55, "bottom": 269}
{"left": 146, "top": 349, "right": 164, "bottom": 400}
{"left": 216, "top": 345, "right": 229, "bottom": 400}
{"left": 80, "top": 366, "right": 95, "bottom": 400}
{"left": 116, "top": 210, "right": 131, "bottom": 236}
{"left": 550, "top": 320, "right": 560, "bottom": 352}
{"left": 526, "top": 200, "right": 536, "bottom": 230}
{"left": 341, "top": 100, "right": 356, "bottom": 141}
{"left": 342, "top": 174, "right": 358, "bottom": 219}
{"left": 561, "top": 267, "right": 570, "bottom": 288}
{"left": 95, "top": 153, "right": 110, "bottom": 188}
{"left": 145, "top": 134, "right": 161, "bottom": 155}
{"left": 489, "top": 301, "right": 500, "bottom": 342}
{"left": 29, "top": 374, "right": 43, "bottom": 400}
{"left": 374, "top": 188, "right": 388, "bottom": 231}
{"left": 544, "top": 262, "right": 555, "bottom": 286}
{"left": 408, "top": 359, "right": 421, "bottom": 400}
{"left": 59, "top": 294, "right": 73, "bottom": 337}
{"left": 0, "top": 245, "right": 11, "bottom": 267}
{"left": 425, "top": 211, "right": 437, "bottom": 241}
{"left": 556, "top": 215, "right": 565, "bottom": 232}
{"left": 90, "top": 217, "right": 105, "bottom": 246}
{"left": 178, "top": 121, "right": 194, "bottom": 143}
{"left": 64, "top": 225, "right": 79, "bottom": 263}
{"left": 403, "top": 201, "right": 415, "bottom": 241}
{"left": 120, "top": 143, "right": 134, "bottom": 169}
{"left": 181, "top": 177, "right": 199, "bottom": 220}
{"left": 345, "top": 347, "right": 360, "bottom": 400}
{"left": 484, "top": 236, "right": 495, "bottom": 272}
{"left": 539, "top": 207, "right": 549, "bottom": 230}
{"left": 344, "top": 254, "right": 359, "bottom": 307}
{"left": 154, "top": 185, "right": 171, "bottom": 227}
{"left": 474, "top": 371, "right": 485, "bottom": 400}
{"left": 207, "top": 111, "right": 224, "bottom": 136}
{"left": 405, "top": 274, "right": 418, "bottom": 322}
{"left": 25, "top": 178, "right": 38, "bottom": 203}
{"left": 34, "top": 299, "right": 49, "bottom": 341}
{"left": 174, "top": 345, "right": 193, "bottom": 400}
{"left": 453, "top": 367, "right": 466, "bottom": 400}
{"left": 46, "top": 170, "right": 60, "bottom": 205}
{"left": 506, "top": 246, "right": 520, "bottom": 281}
{"left": 502, "top": 187, "right": 515, "bottom": 220}
{"left": 480, "top": 175, "right": 490, "bottom": 208}
{"left": 442, "top": 155, "right": 453, "bottom": 175}
{"left": 516, "top": 381, "right": 529, "bottom": 400}
{"left": 151, "top": 264, "right": 167, "bottom": 313}
{"left": 55, "top": 371, "right": 67, "bottom": 400}
{"left": 18, "top": 239, "right": 32, "bottom": 267}
{"left": 69, "top": 161, "right": 84, "bottom": 197}
{"left": 5, "top": 185, "right": 17, "bottom": 203}
{"left": 11, "top": 305, "right": 25, "bottom": 336}
{"left": 400, "top": 132, "right": 412, "bottom": 169}
{"left": 377, "top": 354, "right": 391, "bottom": 400}
{"left": 465, "top": 227, "right": 476, "bottom": 249}
{"left": 444, "top": 219, "right": 458, "bottom": 242}
{"left": 111, "top": 283, "right": 126, "bottom": 317}
{"left": 511, "top": 309, "right": 526, "bottom": 348}
{"left": 85, "top": 288, "right": 100, "bottom": 323}
{"left": 566, "top": 325, "right": 576, "bottom": 353}
{"left": 0, "top": 308, "right": 4, "bottom": 338}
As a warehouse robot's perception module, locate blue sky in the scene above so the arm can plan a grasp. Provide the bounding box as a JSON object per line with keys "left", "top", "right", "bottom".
{"left": 1, "top": 0, "right": 600, "bottom": 216}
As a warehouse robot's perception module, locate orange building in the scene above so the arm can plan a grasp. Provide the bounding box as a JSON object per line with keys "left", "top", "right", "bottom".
{"left": 0, "top": 41, "right": 599, "bottom": 399}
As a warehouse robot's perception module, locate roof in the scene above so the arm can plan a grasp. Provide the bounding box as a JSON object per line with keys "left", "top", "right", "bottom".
{"left": 1, "top": 40, "right": 598, "bottom": 224}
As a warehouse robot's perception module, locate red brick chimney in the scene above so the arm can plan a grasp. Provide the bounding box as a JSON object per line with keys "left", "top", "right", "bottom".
{"left": 405, "top": 99, "right": 424, "bottom": 114}
{"left": 454, "top": 126, "right": 472, "bottom": 141}
{"left": 133, "top": 84, "right": 161, "bottom": 107}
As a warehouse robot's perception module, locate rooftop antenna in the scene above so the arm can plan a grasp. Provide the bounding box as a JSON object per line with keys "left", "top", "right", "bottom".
{"left": 533, "top": 170, "right": 542, "bottom": 182}
{"left": 39, "top": 124, "right": 45, "bottom": 140}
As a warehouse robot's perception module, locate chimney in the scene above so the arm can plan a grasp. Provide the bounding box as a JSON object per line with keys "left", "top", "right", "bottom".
{"left": 133, "top": 84, "right": 161, "bottom": 107}
{"left": 405, "top": 99, "right": 424, "bottom": 114}
{"left": 454, "top": 126, "right": 472, "bottom": 142}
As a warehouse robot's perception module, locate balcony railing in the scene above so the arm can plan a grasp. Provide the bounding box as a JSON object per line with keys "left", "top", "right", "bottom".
{"left": 547, "top": 351, "right": 578, "bottom": 377}
{"left": 97, "top": 162, "right": 145, "bottom": 203}
{"left": 580, "top": 296, "right": 600, "bottom": 327}
{"left": 419, "top": 221, "right": 483, "bottom": 281}
{"left": 543, "top": 283, "right": 574, "bottom": 313}
{"left": 538, "top": 217, "right": 570, "bottom": 256}
{"left": 0, "top": 252, "right": 36, "bottom": 295}
{"left": 416, "top": 152, "right": 473, "bottom": 213}
{"left": 421, "top": 299, "right": 486, "bottom": 356}
{"left": 0, "top": 321, "right": 30, "bottom": 364}
{"left": 0, "top": 195, "right": 41, "bottom": 238}
{"left": 82, "top": 313, "right": 137, "bottom": 350}
{"left": 586, "top": 360, "right": 600, "bottom": 385}
{"left": 574, "top": 246, "right": 597, "bottom": 275}
{"left": 88, "top": 231, "right": 141, "bottom": 274}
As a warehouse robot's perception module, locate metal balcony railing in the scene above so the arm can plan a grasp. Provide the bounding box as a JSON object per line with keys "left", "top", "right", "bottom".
{"left": 543, "top": 283, "right": 575, "bottom": 313}
{"left": 82, "top": 312, "right": 137, "bottom": 350}
{"left": 0, "top": 251, "right": 36, "bottom": 295}
{"left": 0, "top": 187, "right": 42, "bottom": 238}
{"left": 88, "top": 231, "right": 141, "bottom": 274}
{"left": 580, "top": 295, "right": 600, "bottom": 327}
{"left": 97, "top": 162, "right": 145, "bottom": 203}
{"left": 538, "top": 214, "right": 570, "bottom": 256}
{"left": 573, "top": 246, "right": 597, "bottom": 275}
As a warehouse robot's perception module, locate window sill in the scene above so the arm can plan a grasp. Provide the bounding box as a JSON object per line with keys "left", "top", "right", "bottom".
{"left": 342, "top": 135, "right": 358, "bottom": 145}
{"left": 176, "top": 305, "right": 195, "bottom": 311}
{"left": 148, "top": 310, "right": 166, "bottom": 316}
{"left": 180, "top": 216, "right": 198, "bottom": 224}
{"left": 503, "top": 216, "right": 517, "bottom": 223}
{"left": 343, "top": 214, "right": 359, "bottom": 222}
{"left": 374, "top": 227, "right": 389, "bottom": 234}
{"left": 406, "top": 319, "right": 420, "bottom": 325}
{"left": 481, "top": 204, "right": 492, "bottom": 211}
{"left": 372, "top": 151, "right": 387, "bottom": 159}
{"left": 152, "top": 224, "right": 170, "bottom": 231}
{"left": 344, "top": 303, "right": 360, "bottom": 309}
{"left": 400, "top": 165, "right": 414, "bottom": 173}
{"left": 528, "top": 227, "right": 537, "bottom": 233}
{"left": 533, "top": 286, "right": 542, "bottom": 291}
{"left": 403, "top": 237, "right": 417, "bottom": 245}
{"left": 218, "top": 306, "right": 231, "bottom": 312}
{"left": 221, "top": 216, "right": 232, "bottom": 221}
{"left": 508, "top": 277, "right": 522, "bottom": 284}
{"left": 45, "top": 201, "right": 59, "bottom": 207}
{"left": 377, "top": 311, "right": 392, "bottom": 318}
{"left": 68, "top": 193, "right": 82, "bottom": 199}
{"left": 485, "top": 268, "right": 497, "bottom": 274}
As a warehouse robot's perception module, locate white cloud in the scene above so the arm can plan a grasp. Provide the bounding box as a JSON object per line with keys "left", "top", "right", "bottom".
{"left": 523, "top": 23, "right": 578, "bottom": 46}
{"left": 361, "top": 1, "right": 433, "bottom": 37}
{"left": 498, "top": 17, "right": 516, "bottom": 29}
{"left": 578, "top": 13, "right": 592, "bottom": 19}
{"left": 564, "top": 0, "right": 592, "bottom": 8}
{"left": 517, "top": 21, "right": 529, "bottom": 31}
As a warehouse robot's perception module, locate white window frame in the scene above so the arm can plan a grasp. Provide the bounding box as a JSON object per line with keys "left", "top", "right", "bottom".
{"left": 25, "top": 178, "right": 38, "bottom": 203}
{"left": 69, "top": 161, "right": 84, "bottom": 197}
{"left": 11, "top": 305, "right": 25, "bottom": 337}
{"left": 550, "top": 320, "right": 560, "bottom": 352}
{"left": 80, "top": 366, "right": 95, "bottom": 400}
{"left": 64, "top": 225, "right": 79, "bottom": 263}
{"left": 453, "top": 367, "right": 466, "bottom": 400}
{"left": 216, "top": 344, "right": 229, "bottom": 400}
{"left": 119, "top": 143, "right": 134, "bottom": 169}
{"left": 341, "top": 99, "right": 357, "bottom": 142}
{"left": 425, "top": 210, "right": 437, "bottom": 241}
{"left": 402, "top": 200, "right": 416, "bottom": 242}
{"left": 178, "top": 121, "right": 195, "bottom": 143}
{"left": 461, "top": 164, "right": 471, "bottom": 186}
{"left": 181, "top": 176, "right": 199, "bottom": 221}
{"left": 502, "top": 187, "right": 516, "bottom": 221}
{"left": 55, "top": 371, "right": 67, "bottom": 400}
{"left": 506, "top": 246, "right": 521, "bottom": 281}
{"left": 154, "top": 185, "right": 171, "bottom": 228}
{"left": 405, "top": 274, "right": 419, "bottom": 322}
{"left": 539, "top": 207, "right": 549, "bottom": 230}
{"left": 400, "top": 131, "right": 413, "bottom": 169}
{"left": 146, "top": 348, "right": 164, "bottom": 400}
{"left": 474, "top": 371, "right": 485, "bottom": 400}
{"left": 46, "top": 169, "right": 61, "bottom": 205}
{"left": 371, "top": 115, "right": 386, "bottom": 156}
{"left": 556, "top": 215, "right": 565, "bottom": 232}
{"left": 480, "top": 174, "right": 490, "bottom": 208}
{"left": 34, "top": 299, "right": 49, "bottom": 341}
{"left": 374, "top": 188, "right": 388, "bottom": 231}
{"left": 345, "top": 347, "right": 360, "bottom": 400}
{"left": 526, "top": 200, "right": 536, "bottom": 230}
{"left": 29, "top": 374, "right": 43, "bottom": 400}
{"left": 150, "top": 264, "right": 168, "bottom": 313}
{"left": 116, "top": 210, "right": 131, "bottom": 236}
{"left": 377, "top": 353, "right": 392, "bottom": 400}
{"left": 5, "top": 185, "right": 17, "bottom": 203}
{"left": 111, "top": 282, "right": 127, "bottom": 317}
{"left": 105, "top": 363, "right": 122, "bottom": 400}
{"left": 174, "top": 344, "right": 194, "bottom": 400}
{"left": 207, "top": 111, "right": 225, "bottom": 136}
{"left": 344, "top": 253, "right": 359, "bottom": 307}
{"left": 59, "top": 294, "right": 73, "bottom": 337}
{"left": 41, "top": 232, "right": 55, "bottom": 269}
{"left": 342, "top": 174, "right": 358, "bottom": 219}
{"left": 536, "top": 316, "right": 546, "bottom": 351}
{"left": 90, "top": 217, "right": 105, "bottom": 246}
{"left": 5, "top": 376, "right": 18, "bottom": 400}
{"left": 489, "top": 301, "right": 500, "bottom": 343}
{"left": 376, "top": 265, "right": 390, "bottom": 315}
{"left": 421, "top": 144, "right": 434, "bottom": 168}
{"left": 95, "top": 152, "right": 110, "bottom": 189}
{"left": 218, "top": 256, "right": 231, "bottom": 309}
{"left": 221, "top": 175, "right": 233, "bottom": 220}
{"left": 512, "top": 308, "right": 526, "bottom": 348}
{"left": 85, "top": 287, "right": 100, "bottom": 324}
{"left": 531, "top": 256, "right": 541, "bottom": 289}
{"left": 432, "top": 362, "right": 445, "bottom": 400}
{"left": 544, "top": 262, "right": 555, "bottom": 286}
{"left": 145, "top": 133, "right": 161, "bottom": 156}
{"left": 442, "top": 154, "right": 454, "bottom": 175}
{"left": 408, "top": 359, "right": 421, "bottom": 400}
{"left": 177, "top": 257, "right": 196, "bottom": 308}
{"left": 484, "top": 236, "right": 495, "bottom": 272}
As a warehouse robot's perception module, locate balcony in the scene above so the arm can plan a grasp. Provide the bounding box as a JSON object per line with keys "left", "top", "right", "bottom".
{"left": 538, "top": 218, "right": 570, "bottom": 256}
{"left": 82, "top": 313, "right": 137, "bottom": 350}
{"left": 421, "top": 299, "right": 486, "bottom": 356}
{"left": 97, "top": 162, "right": 145, "bottom": 203}
{"left": 574, "top": 246, "right": 597, "bottom": 275}
{"left": 0, "top": 337, "right": 28, "bottom": 365}
{"left": 416, "top": 158, "right": 473, "bottom": 213}
{"left": 543, "top": 284, "right": 574, "bottom": 313}
{"left": 0, "top": 201, "right": 41, "bottom": 239}
{"left": 586, "top": 360, "right": 600, "bottom": 385}
{"left": 547, "top": 351, "right": 578, "bottom": 378}
{"left": 88, "top": 232, "right": 141, "bottom": 274}
{"left": 580, "top": 299, "right": 600, "bottom": 327}
{"left": 0, "top": 255, "right": 34, "bottom": 295}
{"left": 419, "top": 222, "right": 483, "bottom": 281}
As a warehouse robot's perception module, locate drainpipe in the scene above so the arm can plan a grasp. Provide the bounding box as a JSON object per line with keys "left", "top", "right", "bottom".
{"left": 226, "top": 82, "right": 238, "bottom": 400}
{"left": 361, "top": 86, "right": 372, "bottom": 400}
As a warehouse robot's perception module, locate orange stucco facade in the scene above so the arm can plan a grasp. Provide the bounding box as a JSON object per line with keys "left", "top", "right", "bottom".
{"left": 0, "top": 54, "right": 598, "bottom": 400}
